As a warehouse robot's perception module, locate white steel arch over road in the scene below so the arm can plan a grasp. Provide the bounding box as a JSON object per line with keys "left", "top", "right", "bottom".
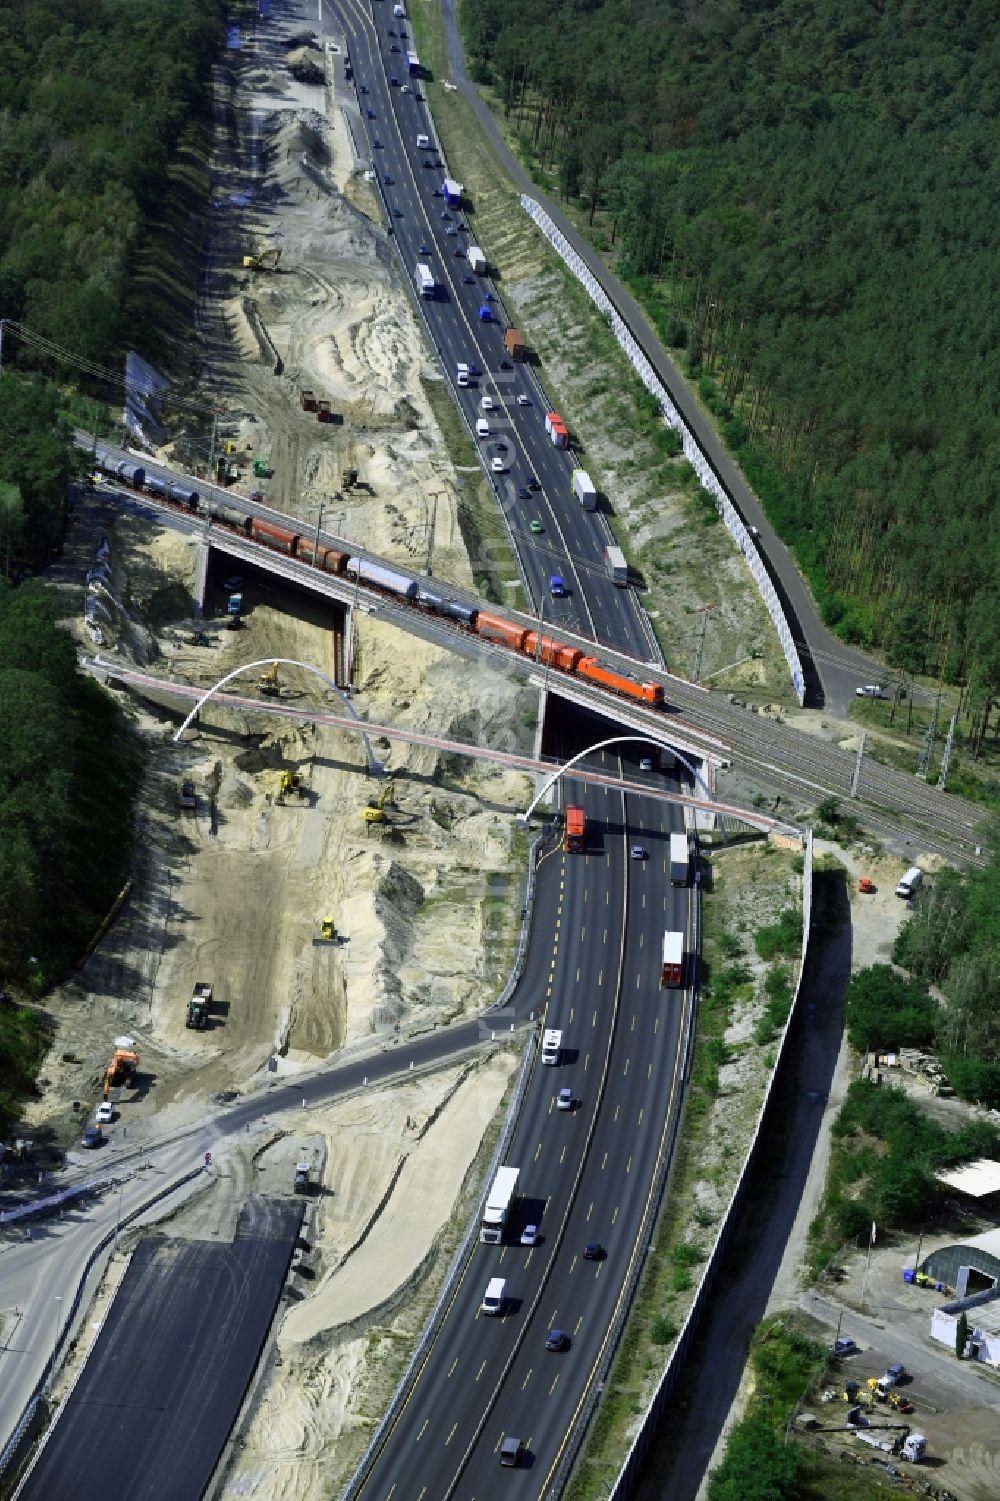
{"left": 91, "top": 658, "right": 800, "bottom": 839}
{"left": 517, "top": 735, "right": 714, "bottom": 824}
{"left": 170, "top": 657, "right": 383, "bottom": 773}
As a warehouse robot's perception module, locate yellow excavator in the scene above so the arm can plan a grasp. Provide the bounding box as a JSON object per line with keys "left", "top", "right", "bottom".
{"left": 363, "top": 781, "right": 396, "bottom": 827}
{"left": 276, "top": 770, "right": 306, "bottom": 805}
{"left": 243, "top": 247, "right": 282, "bottom": 272}
{"left": 259, "top": 663, "right": 280, "bottom": 695}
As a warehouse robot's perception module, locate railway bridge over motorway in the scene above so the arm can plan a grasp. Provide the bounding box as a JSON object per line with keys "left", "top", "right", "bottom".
{"left": 88, "top": 448, "right": 985, "bottom": 860}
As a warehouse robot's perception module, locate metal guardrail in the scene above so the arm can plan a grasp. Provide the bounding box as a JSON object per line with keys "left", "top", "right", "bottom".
{"left": 520, "top": 196, "right": 806, "bottom": 706}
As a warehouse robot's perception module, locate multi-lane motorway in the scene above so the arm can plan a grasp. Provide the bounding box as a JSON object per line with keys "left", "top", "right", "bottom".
{"left": 319, "top": 0, "right": 655, "bottom": 662}
{"left": 348, "top": 742, "right": 690, "bottom": 1498}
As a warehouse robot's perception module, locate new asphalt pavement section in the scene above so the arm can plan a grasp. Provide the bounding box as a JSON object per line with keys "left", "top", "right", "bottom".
{"left": 17, "top": 1198, "right": 305, "bottom": 1501}
{"left": 435, "top": 0, "right": 884, "bottom": 715}
{"left": 0, "top": 1016, "right": 495, "bottom": 1466}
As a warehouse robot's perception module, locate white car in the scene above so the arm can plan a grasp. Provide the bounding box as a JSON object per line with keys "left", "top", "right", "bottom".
{"left": 556, "top": 1087, "right": 573, "bottom": 1111}
{"left": 516, "top": 394, "right": 531, "bottom": 406}
{"left": 491, "top": 457, "right": 505, "bottom": 473}
{"left": 639, "top": 757, "right": 653, "bottom": 771}
{"left": 520, "top": 1224, "right": 539, "bottom": 1247}
{"left": 95, "top": 1102, "right": 115, "bottom": 1124}
{"left": 480, "top": 395, "right": 494, "bottom": 411}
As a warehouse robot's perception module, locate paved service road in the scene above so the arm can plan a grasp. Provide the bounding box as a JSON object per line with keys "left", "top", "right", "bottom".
{"left": 18, "top": 1199, "right": 304, "bottom": 1501}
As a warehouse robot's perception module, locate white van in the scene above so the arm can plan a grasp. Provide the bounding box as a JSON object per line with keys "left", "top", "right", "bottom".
{"left": 895, "top": 866, "right": 923, "bottom": 899}
{"left": 481, "top": 1276, "right": 506, "bottom": 1315}
{"left": 856, "top": 684, "right": 884, "bottom": 698}
{"left": 476, "top": 417, "right": 490, "bottom": 438}
{"left": 416, "top": 133, "right": 430, "bottom": 149}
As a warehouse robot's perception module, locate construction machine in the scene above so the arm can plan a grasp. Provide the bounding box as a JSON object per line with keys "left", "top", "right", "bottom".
{"left": 363, "top": 781, "right": 396, "bottom": 827}
{"left": 243, "top": 247, "right": 282, "bottom": 272}
{"left": 252, "top": 457, "right": 270, "bottom": 478}
{"left": 276, "top": 769, "right": 306, "bottom": 805}
{"left": 102, "top": 1038, "right": 139, "bottom": 1098}
{"left": 259, "top": 663, "right": 280, "bottom": 695}
{"left": 187, "top": 982, "right": 212, "bottom": 1029}
{"left": 312, "top": 915, "right": 340, "bottom": 946}
{"left": 178, "top": 779, "right": 197, "bottom": 810}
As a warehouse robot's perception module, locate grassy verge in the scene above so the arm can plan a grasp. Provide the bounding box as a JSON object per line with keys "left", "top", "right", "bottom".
{"left": 419, "top": 373, "right": 523, "bottom": 607}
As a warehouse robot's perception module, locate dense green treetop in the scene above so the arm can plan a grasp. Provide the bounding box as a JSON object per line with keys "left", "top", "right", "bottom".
{"left": 0, "top": 0, "right": 226, "bottom": 367}
{"left": 465, "top": 1, "right": 1000, "bottom": 688}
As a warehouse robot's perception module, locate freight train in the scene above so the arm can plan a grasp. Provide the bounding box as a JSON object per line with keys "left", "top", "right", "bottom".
{"left": 92, "top": 450, "right": 666, "bottom": 711}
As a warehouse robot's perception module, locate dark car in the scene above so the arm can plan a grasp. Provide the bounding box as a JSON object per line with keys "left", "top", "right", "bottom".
{"left": 383, "top": 173, "right": 392, "bottom": 184}
{"left": 423, "top": 158, "right": 433, "bottom": 168}
{"left": 367, "top": 108, "right": 376, "bottom": 119}
{"left": 441, "top": 210, "right": 452, "bottom": 221}
{"left": 390, "top": 75, "right": 399, "bottom": 85}
{"left": 81, "top": 1125, "right": 104, "bottom": 1149}
{"left": 373, "top": 139, "right": 382, "bottom": 149}
{"left": 518, "top": 486, "right": 530, "bottom": 501}
{"left": 545, "top": 1329, "right": 568, "bottom": 1351}
{"left": 499, "top": 358, "right": 512, "bottom": 370}
{"left": 359, "top": 84, "right": 368, "bottom": 93}
{"left": 453, "top": 247, "right": 464, "bottom": 256}
{"left": 432, "top": 187, "right": 442, "bottom": 197}
{"left": 527, "top": 474, "right": 540, "bottom": 490}
{"left": 393, "top": 207, "right": 403, "bottom": 217}
{"left": 419, "top": 243, "right": 431, "bottom": 255}
{"left": 462, "top": 274, "right": 475, "bottom": 284}
{"left": 583, "top": 1241, "right": 603, "bottom": 1260}
{"left": 387, "top": 26, "right": 396, "bottom": 35}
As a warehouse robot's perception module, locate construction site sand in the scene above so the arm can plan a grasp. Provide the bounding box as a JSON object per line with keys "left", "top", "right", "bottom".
{"left": 222, "top": 1056, "right": 515, "bottom": 1501}
{"left": 31, "top": 21, "right": 533, "bottom": 1487}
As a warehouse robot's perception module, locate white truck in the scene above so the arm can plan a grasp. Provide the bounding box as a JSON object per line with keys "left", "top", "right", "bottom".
{"left": 481, "top": 1276, "right": 506, "bottom": 1315}
{"left": 541, "top": 1029, "right": 562, "bottom": 1065}
{"left": 415, "top": 262, "right": 435, "bottom": 298}
{"left": 481, "top": 1165, "right": 519, "bottom": 1244}
{"left": 660, "top": 930, "right": 684, "bottom": 987}
{"left": 669, "top": 832, "right": 688, "bottom": 886}
{"left": 604, "top": 544, "right": 627, "bottom": 585}
{"left": 895, "top": 866, "right": 923, "bottom": 899}
{"left": 571, "top": 468, "right": 597, "bottom": 510}
{"left": 467, "top": 244, "right": 487, "bottom": 274}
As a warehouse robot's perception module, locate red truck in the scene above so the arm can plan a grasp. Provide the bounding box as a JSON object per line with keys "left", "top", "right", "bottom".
{"left": 661, "top": 931, "right": 684, "bottom": 987}
{"left": 564, "top": 806, "right": 586, "bottom": 853}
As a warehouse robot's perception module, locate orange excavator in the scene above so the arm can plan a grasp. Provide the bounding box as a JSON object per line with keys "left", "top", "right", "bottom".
{"left": 102, "top": 1038, "right": 139, "bottom": 1099}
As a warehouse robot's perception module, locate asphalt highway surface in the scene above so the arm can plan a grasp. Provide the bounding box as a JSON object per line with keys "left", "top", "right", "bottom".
{"left": 350, "top": 738, "right": 691, "bottom": 1499}
{"left": 317, "top": 0, "right": 655, "bottom": 662}
{"left": 18, "top": 1199, "right": 304, "bottom": 1501}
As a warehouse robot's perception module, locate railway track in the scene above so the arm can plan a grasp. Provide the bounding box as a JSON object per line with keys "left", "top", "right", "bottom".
{"left": 86, "top": 453, "right": 985, "bottom": 858}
